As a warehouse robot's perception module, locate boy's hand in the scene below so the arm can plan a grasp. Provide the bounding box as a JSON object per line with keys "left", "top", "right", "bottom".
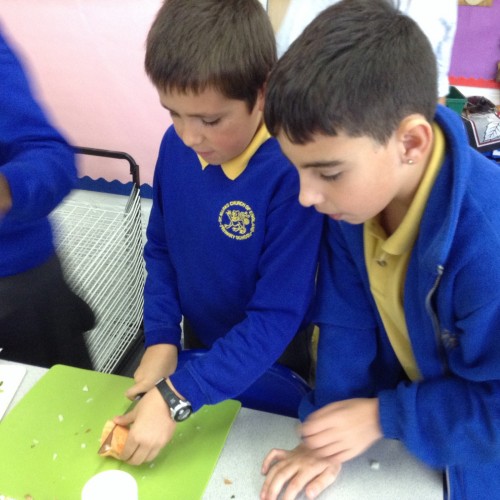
{"left": 126, "top": 343, "right": 177, "bottom": 400}
{"left": 260, "top": 444, "right": 341, "bottom": 500}
{"left": 113, "top": 386, "right": 175, "bottom": 465}
{"left": 0, "top": 174, "right": 12, "bottom": 215}
{"left": 300, "top": 398, "right": 382, "bottom": 463}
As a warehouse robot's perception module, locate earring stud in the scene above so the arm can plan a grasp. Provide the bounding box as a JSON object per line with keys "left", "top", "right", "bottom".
{"left": 407, "top": 159, "right": 414, "bottom": 165}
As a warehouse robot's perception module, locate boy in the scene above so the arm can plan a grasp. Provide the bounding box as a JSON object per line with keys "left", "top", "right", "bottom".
{"left": 112, "top": 0, "right": 323, "bottom": 465}
{"left": 0, "top": 28, "right": 94, "bottom": 369}
{"left": 259, "top": 1, "right": 500, "bottom": 499}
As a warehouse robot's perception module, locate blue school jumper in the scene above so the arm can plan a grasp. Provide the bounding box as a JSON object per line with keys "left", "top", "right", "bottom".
{"left": 0, "top": 29, "right": 93, "bottom": 368}
{"left": 144, "top": 125, "right": 323, "bottom": 411}
{"left": 305, "top": 105, "right": 500, "bottom": 499}
{"left": 0, "top": 30, "right": 76, "bottom": 277}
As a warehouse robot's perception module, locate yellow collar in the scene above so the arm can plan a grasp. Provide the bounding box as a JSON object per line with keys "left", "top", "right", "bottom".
{"left": 383, "top": 122, "right": 445, "bottom": 256}
{"left": 198, "top": 123, "right": 271, "bottom": 180}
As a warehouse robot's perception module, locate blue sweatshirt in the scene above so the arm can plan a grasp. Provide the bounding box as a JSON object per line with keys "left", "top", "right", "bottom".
{"left": 0, "top": 30, "right": 76, "bottom": 277}
{"left": 304, "top": 105, "right": 500, "bottom": 500}
{"left": 144, "top": 125, "right": 323, "bottom": 411}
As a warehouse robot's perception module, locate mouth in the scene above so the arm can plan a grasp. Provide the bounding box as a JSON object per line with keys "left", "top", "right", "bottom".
{"left": 196, "top": 150, "right": 214, "bottom": 159}
{"left": 328, "top": 214, "right": 343, "bottom": 221}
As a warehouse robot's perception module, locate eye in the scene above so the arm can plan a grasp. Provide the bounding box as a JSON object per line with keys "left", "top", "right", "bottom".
{"left": 202, "top": 118, "right": 221, "bottom": 127}
{"left": 320, "top": 172, "right": 342, "bottom": 182}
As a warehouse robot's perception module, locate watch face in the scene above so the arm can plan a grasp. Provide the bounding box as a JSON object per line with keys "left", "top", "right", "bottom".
{"left": 156, "top": 379, "right": 192, "bottom": 421}
{"left": 175, "top": 404, "right": 192, "bottom": 422}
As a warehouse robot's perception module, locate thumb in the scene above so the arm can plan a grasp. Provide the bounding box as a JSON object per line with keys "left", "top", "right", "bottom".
{"left": 125, "top": 382, "right": 149, "bottom": 400}
{"left": 113, "top": 410, "right": 135, "bottom": 427}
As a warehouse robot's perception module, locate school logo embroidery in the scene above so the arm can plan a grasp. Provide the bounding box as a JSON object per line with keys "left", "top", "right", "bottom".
{"left": 218, "top": 201, "right": 256, "bottom": 240}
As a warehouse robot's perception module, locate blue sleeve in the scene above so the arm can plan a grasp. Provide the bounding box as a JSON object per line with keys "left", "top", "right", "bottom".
{"left": 379, "top": 246, "right": 500, "bottom": 468}
{"left": 0, "top": 30, "right": 76, "bottom": 222}
{"left": 171, "top": 186, "right": 323, "bottom": 411}
{"left": 142, "top": 137, "right": 183, "bottom": 349}
{"left": 299, "top": 220, "right": 390, "bottom": 419}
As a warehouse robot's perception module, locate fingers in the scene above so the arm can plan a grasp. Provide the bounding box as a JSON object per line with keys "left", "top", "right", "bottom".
{"left": 260, "top": 447, "right": 342, "bottom": 500}
{"left": 113, "top": 409, "right": 135, "bottom": 427}
{"left": 302, "top": 439, "right": 346, "bottom": 460}
{"left": 281, "top": 462, "right": 340, "bottom": 500}
{"left": 117, "top": 422, "right": 165, "bottom": 465}
{"left": 125, "top": 381, "right": 151, "bottom": 400}
{"left": 260, "top": 451, "right": 300, "bottom": 500}
{"left": 261, "top": 448, "right": 288, "bottom": 474}
{"left": 121, "top": 439, "right": 162, "bottom": 466}
{"left": 303, "top": 462, "right": 341, "bottom": 500}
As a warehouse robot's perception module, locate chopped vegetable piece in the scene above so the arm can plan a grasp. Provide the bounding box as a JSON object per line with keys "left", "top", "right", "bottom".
{"left": 98, "top": 420, "right": 129, "bottom": 459}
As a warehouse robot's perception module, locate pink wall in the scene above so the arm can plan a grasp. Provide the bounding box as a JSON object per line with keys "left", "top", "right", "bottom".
{"left": 0, "top": 0, "right": 169, "bottom": 186}
{"left": 2, "top": 1, "right": 498, "bottom": 186}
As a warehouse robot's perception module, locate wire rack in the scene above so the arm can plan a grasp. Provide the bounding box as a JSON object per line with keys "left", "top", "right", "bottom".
{"left": 50, "top": 149, "right": 146, "bottom": 373}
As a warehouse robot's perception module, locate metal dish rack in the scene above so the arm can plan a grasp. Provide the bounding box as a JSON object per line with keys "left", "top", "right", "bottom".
{"left": 51, "top": 147, "right": 146, "bottom": 373}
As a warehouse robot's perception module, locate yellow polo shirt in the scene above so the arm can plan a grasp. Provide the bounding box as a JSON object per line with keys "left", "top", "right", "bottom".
{"left": 197, "top": 123, "right": 271, "bottom": 180}
{"left": 363, "top": 123, "right": 445, "bottom": 381}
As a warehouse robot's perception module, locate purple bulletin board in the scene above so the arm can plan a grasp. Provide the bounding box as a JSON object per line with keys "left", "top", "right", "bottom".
{"left": 449, "top": 2, "right": 500, "bottom": 88}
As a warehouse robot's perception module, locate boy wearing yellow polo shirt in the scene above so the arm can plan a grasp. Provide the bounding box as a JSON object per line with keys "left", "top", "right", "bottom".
{"left": 110, "top": 0, "right": 323, "bottom": 465}
{"left": 259, "top": 1, "right": 500, "bottom": 499}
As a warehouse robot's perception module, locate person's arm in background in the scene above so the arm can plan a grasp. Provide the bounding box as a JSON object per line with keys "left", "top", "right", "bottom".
{"left": 435, "top": 0, "right": 458, "bottom": 103}
{"left": 274, "top": 0, "right": 458, "bottom": 103}
{"left": 0, "top": 29, "right": 77, "bottom": 221}
{"left": 275, "top": 0, "right": 337, "bottom": 58}
{"left": 0, "top": 174, "right": 12, "bottom": 215}
{"left": 403, "top": 0, "right": 458, "bottom": 103}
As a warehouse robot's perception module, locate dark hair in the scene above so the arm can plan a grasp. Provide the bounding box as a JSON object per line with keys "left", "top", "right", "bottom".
{"left": 265, "top": 0, "right": 437, "bottom": 144}
{"left": 145, "top": 0, "right": 276, "bottom": 111}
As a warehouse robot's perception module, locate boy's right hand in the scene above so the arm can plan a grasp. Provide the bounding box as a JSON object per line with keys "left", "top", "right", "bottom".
{"left": 125, "top": 344, "right": 178, "bottom": 400}
{"left": 113, "top": 385, "right": 175, "bottom": 465}
{"left": 260, "top": 444, "right": 341, "bottom": 500}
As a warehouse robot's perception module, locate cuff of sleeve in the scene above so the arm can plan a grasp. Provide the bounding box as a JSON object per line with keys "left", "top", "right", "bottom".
{"left": 0, "top": 165, "right": 29, "bottom": 216}
{"left": 170, "top": 367, "right": 206, "bottom": 413}
{"left": 298, "top": 391, "right": 318, "bottom": 422}
{"left": 144, "top": 327, "right": 182, "bottom": 351}
{"left": 378, "top": 390, "right": 400, "bottom": 439}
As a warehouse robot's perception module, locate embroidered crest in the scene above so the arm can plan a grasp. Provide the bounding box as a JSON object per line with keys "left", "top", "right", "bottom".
{"left": 218, "top": 201, "right": 256, "bottom": 240}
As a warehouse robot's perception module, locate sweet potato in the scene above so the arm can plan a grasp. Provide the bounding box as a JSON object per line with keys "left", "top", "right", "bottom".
{"left": 98, "top": 419, "right": 129, "bottom": 459}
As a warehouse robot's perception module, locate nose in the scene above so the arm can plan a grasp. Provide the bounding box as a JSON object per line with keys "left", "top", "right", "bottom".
{"left": 178, "top": 122, "right": 203, "bottom": 148}
{"left": 298, "top": 177, "right": 324, "bottom": 208}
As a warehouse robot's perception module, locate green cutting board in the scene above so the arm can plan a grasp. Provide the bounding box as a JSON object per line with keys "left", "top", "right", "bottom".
{"left": 0, "top": 364, "right": 240, "bottom": 499}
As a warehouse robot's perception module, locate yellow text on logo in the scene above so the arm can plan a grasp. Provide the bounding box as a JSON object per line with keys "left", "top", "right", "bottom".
{"left": 218, "top": 201, "right": 256, "bottom": 240}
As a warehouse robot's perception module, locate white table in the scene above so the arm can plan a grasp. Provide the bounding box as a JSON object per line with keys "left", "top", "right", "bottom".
{"left": 4, "top": 360, "right": 443, "bottom": 499}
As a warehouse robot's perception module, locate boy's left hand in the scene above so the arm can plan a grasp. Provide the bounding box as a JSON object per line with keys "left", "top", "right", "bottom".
{"left": 260, "top": 443, "right": 341, "bottom": 500}
{"left": 300, "top": 398, "right": 382, "bottom": 463}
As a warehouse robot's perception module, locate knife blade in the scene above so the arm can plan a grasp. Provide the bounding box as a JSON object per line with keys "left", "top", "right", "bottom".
{"left": 97, "top": 423, "right": 117, "bottom": 455}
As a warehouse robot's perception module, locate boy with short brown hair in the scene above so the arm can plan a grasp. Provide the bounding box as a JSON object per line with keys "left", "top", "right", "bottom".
{"left": 111, "top": 0, "right": 323, "bottom": 465}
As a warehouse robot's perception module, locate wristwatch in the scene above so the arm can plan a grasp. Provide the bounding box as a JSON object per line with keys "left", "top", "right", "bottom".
{"left": 155, "top": 378, "right": 192, "bottom": 422}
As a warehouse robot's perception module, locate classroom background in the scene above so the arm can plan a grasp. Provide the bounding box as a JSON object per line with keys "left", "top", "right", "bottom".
{"left": 0, "top": 0, "right": 498, "bottom": 193}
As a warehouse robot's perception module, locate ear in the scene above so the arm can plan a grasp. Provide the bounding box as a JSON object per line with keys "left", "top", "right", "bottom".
{"left": 395, "top": 114, "right": 434, "bottom": 165}
{"left": 255, "top": 84, "right": 266, "bottom": 112}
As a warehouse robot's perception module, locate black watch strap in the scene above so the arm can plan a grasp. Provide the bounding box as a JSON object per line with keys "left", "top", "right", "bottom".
{"left": 155, "top": 378, "right": 192, "bottom": 422}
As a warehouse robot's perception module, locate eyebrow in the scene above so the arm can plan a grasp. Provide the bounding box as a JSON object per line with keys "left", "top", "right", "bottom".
{"left": 302, "top": 160, "right": 344, "bottom": 169}
{"left": 160, "top": 103, "right": 220, "bottom": 120}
